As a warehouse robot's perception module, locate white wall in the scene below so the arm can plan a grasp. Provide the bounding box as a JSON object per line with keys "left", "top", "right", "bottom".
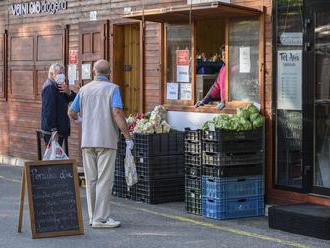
{"left": 167, "top": 111, "right": 217, "bottom": 131}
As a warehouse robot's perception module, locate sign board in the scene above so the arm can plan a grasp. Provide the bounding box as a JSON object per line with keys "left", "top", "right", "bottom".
{"left": 81, "top": 64, "right": 92, "bottom": 80}
{"left": 166, "top": 83, "right": 179, "bottom": 100}
{"left": 176, "top": 50, "right": 190, "bottom": 83}
{"left": 68, "top": 64, "right": 77, "bottom": 85}
{"left": 277, "top": 50, "right": 302, "bottom": 110}
{"left": 280, "top": 32, "right": 303, "bottom": 46}
{"left": 239, "top": 47, "right": 251, "bottom": 73}
{"left": 10, "top": 1, "right": 67, "bottom": 16}
{"left": 90, "top": 11, "right": 97, "bottom": 21}
{"left": 69, "top": 50, "right": 78, "bottom": 65}
{"left": 180, "top": 83, "right": 192, "bottom": 100}
{"left": 187, "top": 0, "right": 230, "bottom": 4}
{"left": 18, "top": 160, "right": 84, "bottom": 239}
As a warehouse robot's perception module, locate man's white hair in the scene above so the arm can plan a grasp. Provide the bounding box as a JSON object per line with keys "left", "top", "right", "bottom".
{"left": 48, "top": 63, "right": 64, "bottom": 78}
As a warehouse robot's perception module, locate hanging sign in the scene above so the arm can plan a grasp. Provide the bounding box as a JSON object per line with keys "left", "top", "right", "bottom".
{"left": 81, "top": 64, "right": 91, "bottom": 80}
{"left": 239, "top": 47, "right": 251, "bottom": 73}
{"left": 69, "top": 50, "right": 78, "bottom": 65}
{"left": 277, "top": 50, "right": 302, "bottom": 110}
{"left": 166, "top": 83, "right": 179, "bottom": 100}
{"left": 176, "top": 50, "right": 190, "bottom": 83}
{"left": 280, "top": 32, "right": 303, "bottom": 46}
{"left": 180, "top": 83, "right": 192, "bottom": 100}
{"left": 10, "top": 0, "right": 67, "bottom": 16}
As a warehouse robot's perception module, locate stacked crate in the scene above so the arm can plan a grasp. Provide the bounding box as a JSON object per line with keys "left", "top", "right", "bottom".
{"left": 201, "top": 127, "right": 265, "bottom": 220}
{"left": 184, "top": 129, "right": 202, "bottom": 215}
{"left": 113, "top": 131, "right": 185, "bottom": 204}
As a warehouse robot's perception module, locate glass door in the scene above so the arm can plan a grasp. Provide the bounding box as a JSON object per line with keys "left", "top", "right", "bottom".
{"left": 305, "top": 2, "right": 330, "bottom": 195}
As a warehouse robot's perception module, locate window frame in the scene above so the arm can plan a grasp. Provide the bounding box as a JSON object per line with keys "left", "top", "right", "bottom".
{"left": 162, "top": 14, "right": 265, "bottom": 114}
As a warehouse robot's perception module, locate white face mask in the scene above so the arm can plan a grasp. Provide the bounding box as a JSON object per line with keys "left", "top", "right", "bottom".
{"left": 55, "top": 74, "right": 66, "bottom": 84}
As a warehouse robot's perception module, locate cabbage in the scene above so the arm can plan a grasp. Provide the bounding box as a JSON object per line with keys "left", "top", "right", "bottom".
{"left": 161, "top": 121, "right": 171, "bottom": 133}
{"left": 252, "top": 116, "right": 264, "bottom": 129}
{"left": 246, "top": 104, "right": 259, "bottom": 115}
{"left": 237, "top": 107, "right": 250, "bottom": 120}
{"left": 249, "top": 112, "right": 260, "bottom": 122}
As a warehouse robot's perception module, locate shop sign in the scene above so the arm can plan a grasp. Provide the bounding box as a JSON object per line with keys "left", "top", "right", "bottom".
{"left": 176, "top": 50, "right": 190, "bottom": 83}
{"left": 280, "top": 32, "right": 303, "bottom": 46}
{"left": 166, "top": 83, "right": 179, "bottom": 100}
{"left": 277, "top": 50, "right": 302, "bottom": 110}
{"left": 10, "top": 0, "right": 67, "bottom": 16}
{"left": 187, "top": 0, "right": 230, "bottom": 4}
{"left": 69, "top": 50, "right": 78, "bottom": 65}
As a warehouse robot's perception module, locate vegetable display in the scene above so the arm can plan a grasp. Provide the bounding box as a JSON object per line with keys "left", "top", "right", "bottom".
{"left": 202, "top": 104, "right": 264, "bottom": 132}
{"left": 126, "top": 105, "right": 172, "bottom": 134}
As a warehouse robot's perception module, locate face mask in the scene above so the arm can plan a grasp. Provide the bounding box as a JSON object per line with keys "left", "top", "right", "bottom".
{"left": 55, "top": 74, "right": 66, "bottom": 84}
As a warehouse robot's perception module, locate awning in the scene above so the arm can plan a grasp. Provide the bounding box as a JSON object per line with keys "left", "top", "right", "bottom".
{"left": 125, "top": 2, "right": 262, "bottom": 23}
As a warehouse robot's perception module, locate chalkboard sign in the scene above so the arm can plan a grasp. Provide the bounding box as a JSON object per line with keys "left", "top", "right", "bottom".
{"left": 24, "top": 160, "right": 84, "bottom": 239}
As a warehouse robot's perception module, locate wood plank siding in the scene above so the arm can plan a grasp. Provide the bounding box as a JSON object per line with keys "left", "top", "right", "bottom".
{"left": 8, "top": 1, "right": 324, "bottom": 206}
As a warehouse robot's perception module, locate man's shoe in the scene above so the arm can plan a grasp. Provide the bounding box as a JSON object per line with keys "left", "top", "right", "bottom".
{"left": 92, "top": 218, "right": 121, "bottom": 228}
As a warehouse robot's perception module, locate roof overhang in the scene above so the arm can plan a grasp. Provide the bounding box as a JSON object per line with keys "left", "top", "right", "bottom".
{"left": 125, "top": 2, "right": 262, "bottom": 23}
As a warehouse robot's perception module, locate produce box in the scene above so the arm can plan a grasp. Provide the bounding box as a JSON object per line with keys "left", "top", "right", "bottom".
{"left": 202, "top": 151, "right": 264, "bottom": 167}
{"left": 202, "top": 163, "right": 263, "bottom": 178}
{"left": 185, "top": 189, "right": 202, "bottom": 215}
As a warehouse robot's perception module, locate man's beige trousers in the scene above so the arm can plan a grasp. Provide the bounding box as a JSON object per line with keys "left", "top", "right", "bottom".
{"left": 82, "top": 148, "right": 117, "bottom": 223}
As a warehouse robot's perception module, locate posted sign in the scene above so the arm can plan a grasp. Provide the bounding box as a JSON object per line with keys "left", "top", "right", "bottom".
{"left": 176, "top": 50, "right": 190, "bottom": 83}
{"left": 277, "top": 50, "right": 302, "bottom": 110}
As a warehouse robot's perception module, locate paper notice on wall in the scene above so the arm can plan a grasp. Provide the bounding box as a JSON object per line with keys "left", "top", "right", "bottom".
{"left": 277, "top": 50, "right": 302, "bottom": 110}
{"left": 177, "top": 66, "right": 190, "bottom": 83}
{"left": 68, "top": 64, "right": 77, "bottom": 85}
{"left": 239, "top": 47, "right": 251, "bottom": 73}
{"left": 166, "top": 83, "right": 179, "bottom": 100}
{"left": 81, "top": 64, "right": 91, "bottom": 80}
{"left": 176, "top": 50, "right": 190, "bottom": 82}
{"left": 180, "top": 83, "right": 192, "bottom": 100}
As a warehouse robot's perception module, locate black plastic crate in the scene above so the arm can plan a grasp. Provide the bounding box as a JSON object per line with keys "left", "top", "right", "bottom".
{"left": 185, "top": 140, "right": 202, "bottom": 154}
{"left": 185, "top": 153, "right": 202, "bottom": 167}
{"left": 202, "top": 151, "right": 264, "bottom": 167}
{"left": 112, "top": 175, "right": 128, "bottom": 198}
{"left": 136, "top": 177, "right": 185, "bottom": 204}
{"left": 185, "top": 165, "right": 201, "bottom": 177}
{"left": 202, "top": 163, "right": 263, "bottom": 177}
{"left": 202, "top": 128, "right": 263, "bottom": 153}
{"left": 134, "top": 131, "right": 184, "bottom": 157}
{"left": 135, "top": 154, "right": 184, "bottom": 179}
{"left": 184, "top": 128, "right": 202, "bottom": 142}
{"left": 185, "top": 175, "right": 201, "bottom": 191}
{"left": 117, "top": 136, "right": 127, "bottom": 155}
{"left": 185, "top": 188, "right": 201, "bottom": 215}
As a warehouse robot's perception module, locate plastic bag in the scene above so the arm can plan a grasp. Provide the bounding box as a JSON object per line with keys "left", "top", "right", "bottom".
{"left": 43, "top": 131, "right": 69, "bottom": 160}
{"left": 124, "top": 146, "right": 138, "bottom": 188}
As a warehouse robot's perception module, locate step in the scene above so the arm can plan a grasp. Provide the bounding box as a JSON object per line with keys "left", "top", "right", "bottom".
{"left": 269, "top": 204, "right": 330, "bottom": 240}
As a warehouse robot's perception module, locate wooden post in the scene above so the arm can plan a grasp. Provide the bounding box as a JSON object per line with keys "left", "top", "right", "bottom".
{"left": 18, "top": 167, "right": 26, "bottom": 233}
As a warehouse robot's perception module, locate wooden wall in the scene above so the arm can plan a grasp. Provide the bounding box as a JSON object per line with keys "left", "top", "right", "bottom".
{"left": 0, "top": 0, "right": 273, "bottom": 177}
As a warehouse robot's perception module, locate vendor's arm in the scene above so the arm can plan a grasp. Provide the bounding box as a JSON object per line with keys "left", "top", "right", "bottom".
{"left": 111, "top": 87, "right": 130, "bottom": 140}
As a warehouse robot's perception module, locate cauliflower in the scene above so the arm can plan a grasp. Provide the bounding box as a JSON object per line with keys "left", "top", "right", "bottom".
{"left": 161, "top": 121, "right": 171, "bottom": 133}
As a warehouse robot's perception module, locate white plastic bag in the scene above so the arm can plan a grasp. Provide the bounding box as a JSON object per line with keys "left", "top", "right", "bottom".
{"left": 43, "top": 131, "right": 69, "bottom": 160}
{"left": 124, "top": 146, "right": 138, "bottom": 188}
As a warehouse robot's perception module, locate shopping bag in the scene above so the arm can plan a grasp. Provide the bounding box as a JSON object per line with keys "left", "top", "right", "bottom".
{"left": 124, "top": 146, "right": 138, "bottom": 189}
{"left": 43, "top": 131, "right": 69, "bottom": 160}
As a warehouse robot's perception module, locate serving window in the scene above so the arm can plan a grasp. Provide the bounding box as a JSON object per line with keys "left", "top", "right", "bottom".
{"left": 126, "top": 2, "right": 264, "bottom": 112}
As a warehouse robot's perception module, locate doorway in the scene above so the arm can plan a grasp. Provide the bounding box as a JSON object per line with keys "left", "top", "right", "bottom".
{"left": 112, "top": 23, "right": 142, "bottom": 115}
{"left": 304, "top": 1, "right": 330, "bottom": 195}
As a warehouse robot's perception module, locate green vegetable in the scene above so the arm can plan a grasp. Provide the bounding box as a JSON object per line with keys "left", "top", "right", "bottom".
{"left": 237, "top": 107, "right": 250, "bottom": 120}
{"left": 246, "top": 104, "right": 259, "bottom": 115}
{"left": 252, "top": 116, "right": 264, "bottom": 129}
{"left": 249, "top": 113, "right": 260, "bottom": 122}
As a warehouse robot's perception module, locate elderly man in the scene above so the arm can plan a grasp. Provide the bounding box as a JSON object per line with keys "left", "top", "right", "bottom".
{"left": 68, "top": 59, "right": 132, "bottom": 228}
{"left": 41, "top": 63, "right": 76, "bottom": 145}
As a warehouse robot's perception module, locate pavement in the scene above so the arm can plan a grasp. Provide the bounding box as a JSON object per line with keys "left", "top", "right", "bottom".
{"left": 1, "top": 165, "right": 330, "bottom": 248}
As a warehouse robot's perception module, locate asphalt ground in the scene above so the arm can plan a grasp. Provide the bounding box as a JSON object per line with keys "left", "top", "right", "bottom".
{"left": 1, "top": 165, "right": 330, "bottom": 248}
